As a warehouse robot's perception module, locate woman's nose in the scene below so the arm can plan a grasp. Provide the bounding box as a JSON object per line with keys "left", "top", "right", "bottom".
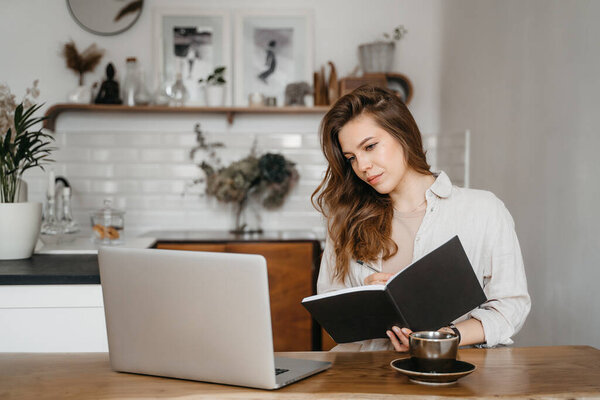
{"left": 356, "top": 155, "right": 372, "bottom": 172}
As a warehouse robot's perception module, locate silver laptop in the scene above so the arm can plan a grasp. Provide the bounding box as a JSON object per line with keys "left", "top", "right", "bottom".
{"left": 98, "top": 247, "right": 331, "bottom": 390}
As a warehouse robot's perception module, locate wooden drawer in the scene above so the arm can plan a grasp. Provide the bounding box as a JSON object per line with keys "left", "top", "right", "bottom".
{"left": 155, "top": 243, "right": 227, "bottom": 252}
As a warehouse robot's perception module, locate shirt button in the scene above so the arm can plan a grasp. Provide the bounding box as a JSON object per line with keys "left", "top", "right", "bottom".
{"left": 415, "top": 236, "right": 420, "bottom": 242}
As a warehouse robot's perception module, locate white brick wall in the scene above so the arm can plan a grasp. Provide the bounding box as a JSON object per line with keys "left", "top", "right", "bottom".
{"left": 23, "top": 111, "right": 468, "bottom": 238}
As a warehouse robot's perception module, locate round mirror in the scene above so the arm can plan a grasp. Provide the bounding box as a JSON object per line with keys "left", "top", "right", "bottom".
{"left": 67, "top": 0, "right": 144, "bottom": 36}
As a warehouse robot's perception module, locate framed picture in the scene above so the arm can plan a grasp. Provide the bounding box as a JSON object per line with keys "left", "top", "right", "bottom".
{"left": 234, "top": 10, "right": 314, "bottom": 106}
{"left": 154, "top": 8, "right": 231, "bottom": 105}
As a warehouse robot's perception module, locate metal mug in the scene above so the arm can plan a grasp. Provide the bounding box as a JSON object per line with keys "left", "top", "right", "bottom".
{"left": 409, "top": 331, "right": 459, "bottom": 373}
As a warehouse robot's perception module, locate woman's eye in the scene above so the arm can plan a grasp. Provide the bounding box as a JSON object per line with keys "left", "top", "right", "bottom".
{"left": 365, "top": 143, "right": 377, "bottom": 151}
{"left": 346, "top": 156, "right": 355, "bottom": 163}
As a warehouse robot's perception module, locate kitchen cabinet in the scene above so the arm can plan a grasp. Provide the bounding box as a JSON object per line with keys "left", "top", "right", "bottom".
{"left": 155, "top": 240, "right": 320, "bottom": 352}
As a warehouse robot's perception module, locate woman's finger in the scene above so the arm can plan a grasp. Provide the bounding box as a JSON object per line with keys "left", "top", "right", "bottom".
{"left": 386, "top": 330, "right": 404, "bottom": 352}
{"left": 388, "top": 327, "right": 409, "bottom": 352}
{"left": 395, "top": 327, "right": 412, "bottom": 348}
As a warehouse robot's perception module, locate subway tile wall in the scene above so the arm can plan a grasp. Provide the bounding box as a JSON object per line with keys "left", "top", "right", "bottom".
{"left": 23, "top": 111, "right": 468, "bottom": 238}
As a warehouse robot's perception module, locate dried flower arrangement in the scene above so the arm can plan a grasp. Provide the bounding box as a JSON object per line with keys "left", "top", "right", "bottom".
{"left": 189, "top": 123, "right": 299, "bottom": 233}
{"left": 61, "top": 40, "right": 105, "bottom": 86}
{"left": 0, "top": 81, "right": 54, "bottom": 202}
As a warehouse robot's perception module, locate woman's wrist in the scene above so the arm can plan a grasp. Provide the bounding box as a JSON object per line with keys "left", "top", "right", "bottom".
{"left": 439, "top": 319, "right": 485, "bottom": 347}
{"left": 439, "top": 324, "right": 461, "bottom": 344}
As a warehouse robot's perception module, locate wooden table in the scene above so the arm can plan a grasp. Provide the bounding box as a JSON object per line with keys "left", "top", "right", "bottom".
{"left": 2, "top": 346, "right": 600, "bottom": 399}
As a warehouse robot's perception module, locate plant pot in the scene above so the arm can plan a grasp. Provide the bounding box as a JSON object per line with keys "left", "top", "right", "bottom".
{"left": 0, "top": 202, "right": 42, "bottom": 260}
{"left": 358, "top": 41, "right": 395, "bottom": 73}
{"left": 204, "top": 85, "right": 226, "bottom": 107}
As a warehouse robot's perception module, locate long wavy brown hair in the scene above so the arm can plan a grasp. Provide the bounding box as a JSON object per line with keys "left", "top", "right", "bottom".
{"left": 312, "top": 85, "right": 432, "bottom": 282}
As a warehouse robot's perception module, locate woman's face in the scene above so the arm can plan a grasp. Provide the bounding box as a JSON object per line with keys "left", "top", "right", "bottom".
{"left": 338, "top": 114, "right": 410, "bottom": 195}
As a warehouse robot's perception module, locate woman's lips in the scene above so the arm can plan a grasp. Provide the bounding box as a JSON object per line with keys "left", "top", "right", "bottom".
{"left": 366, "top": 173, "right": 382, "bottom": 185}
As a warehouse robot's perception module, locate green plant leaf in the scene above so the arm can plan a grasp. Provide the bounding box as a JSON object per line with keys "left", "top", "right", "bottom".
{"left": 2, "top": 128, "right": 11, "bottom": 152}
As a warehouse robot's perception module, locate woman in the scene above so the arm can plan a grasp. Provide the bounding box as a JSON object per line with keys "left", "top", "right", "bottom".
{"left": 313, "top": 86, "right": 530, "bottom": 351}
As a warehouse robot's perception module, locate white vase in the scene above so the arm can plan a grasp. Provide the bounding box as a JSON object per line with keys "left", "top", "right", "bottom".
{"left": 0, "top": 202, "right": 42, "bottom": 260}
{"left": 204, "top": 85, "right": 225, "bottom": 107}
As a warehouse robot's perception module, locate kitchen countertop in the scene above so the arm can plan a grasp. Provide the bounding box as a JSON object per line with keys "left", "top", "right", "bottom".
{"left": 0, "top": 230, "right": 322, "bottom": 285}
{"left": 0, "top": 237, "right": 156, "bottom": 285}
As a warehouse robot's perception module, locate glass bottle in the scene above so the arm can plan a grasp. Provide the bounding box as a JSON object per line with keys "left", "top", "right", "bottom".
{"left": 134, "top": 71, "right": 151, "bottom": 105}
{"left": 122, "top": 57, "right": 139, "bottom": 106}
{"left": 168, "top": 72, "right": 188, "bottom": 106}
{"left": 153, "top": 72, "right": 171, "bottom": 106}
{"left": 41, "top": 171, "right": 60, "bottom": 235}
{"left": 60, "top": 187, "right": 80, "bottom": 234}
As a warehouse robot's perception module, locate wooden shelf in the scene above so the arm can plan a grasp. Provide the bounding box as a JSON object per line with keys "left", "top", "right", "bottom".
{"left": 43, "top": 103, "right": 331, "bottom": 131}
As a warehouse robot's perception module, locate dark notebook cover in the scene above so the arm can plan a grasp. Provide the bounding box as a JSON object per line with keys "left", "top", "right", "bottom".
{"left": 302, "top": 236, "right": 487, "bottom": 343}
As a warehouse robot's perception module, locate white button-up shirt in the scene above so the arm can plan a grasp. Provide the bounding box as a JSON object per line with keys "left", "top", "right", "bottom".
{"left": 317, "top": 171, "right": 531, "bottom": 350}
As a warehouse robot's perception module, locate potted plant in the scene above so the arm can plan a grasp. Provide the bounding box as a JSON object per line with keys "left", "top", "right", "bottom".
{"left": 198, "top": 66, "right": 226, "bottom": 106}
{"left": 358, "top": 25, "right": 408, "bottom": 73}
{"left": 0, "top": 81, "right": 54, "bottom": 260}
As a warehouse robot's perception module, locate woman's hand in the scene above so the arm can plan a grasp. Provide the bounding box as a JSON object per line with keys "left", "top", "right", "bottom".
{"left": 386, "top": 326, "right": 412, "bottom": 352}
{"left": 363, "top": 272, "right": 393, "bottom": 285}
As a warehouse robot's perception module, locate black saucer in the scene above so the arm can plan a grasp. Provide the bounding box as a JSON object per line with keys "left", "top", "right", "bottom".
{"left": 390, "top": 357, "right": 476, "bottom": 385}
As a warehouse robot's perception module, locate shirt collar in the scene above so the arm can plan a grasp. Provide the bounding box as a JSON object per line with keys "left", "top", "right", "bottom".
{"left": 428, "top": 170, "right": 453, "bottom": 199}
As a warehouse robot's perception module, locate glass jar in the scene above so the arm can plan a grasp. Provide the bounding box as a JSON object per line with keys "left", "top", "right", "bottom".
{"left": 90, "top": 199, "right": 125, "bottom": 245}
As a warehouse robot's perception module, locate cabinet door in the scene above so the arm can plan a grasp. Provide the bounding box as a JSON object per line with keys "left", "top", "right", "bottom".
{"left": 225, "top": 242, "right": 314, "bottom": 352}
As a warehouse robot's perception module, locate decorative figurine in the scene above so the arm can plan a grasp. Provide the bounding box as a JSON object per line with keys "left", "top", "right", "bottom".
{"left": 94, "top": 63, "right": 122, "bottom": 104}
{"left": 284, "top": 82, "right": 313, "bottom": 106}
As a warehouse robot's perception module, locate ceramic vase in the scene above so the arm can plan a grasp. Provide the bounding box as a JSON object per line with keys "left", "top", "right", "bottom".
{"left": 205, "top": 85, "right": 226, "bottom": 107}
{"left": 0, "top": 202, "right": 42, "bottom": 260}
{"left": 358, "top": 41, "right": 395, "bottom": 73}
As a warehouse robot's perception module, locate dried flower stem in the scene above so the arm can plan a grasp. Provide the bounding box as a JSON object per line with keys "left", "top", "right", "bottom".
{"left": 61, "top": 41, "right": 105, "bottom": 86}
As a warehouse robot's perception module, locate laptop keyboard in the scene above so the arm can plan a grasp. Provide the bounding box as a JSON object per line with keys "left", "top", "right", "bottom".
{"left": 275, "top": 368, "right": 289, "bottom": 375}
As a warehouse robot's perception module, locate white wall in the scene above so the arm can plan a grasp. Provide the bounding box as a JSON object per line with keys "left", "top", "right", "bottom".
{"left": 1, "top": 0, "right": 443, "bottom": 133}
{"left": 1, "top": 0, "right": 448, "bottom": 236}
{"left": 438, "top": 0, "right": 600, "bottom": 348}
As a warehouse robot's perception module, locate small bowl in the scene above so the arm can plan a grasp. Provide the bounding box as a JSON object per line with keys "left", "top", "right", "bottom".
{"left": 409, "top": 331, "right": 459, "bottom": 373}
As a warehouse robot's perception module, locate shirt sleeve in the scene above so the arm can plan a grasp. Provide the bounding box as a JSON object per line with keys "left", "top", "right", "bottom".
{"left": 469, "top": 197, "right": 531, "bottom": 347}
